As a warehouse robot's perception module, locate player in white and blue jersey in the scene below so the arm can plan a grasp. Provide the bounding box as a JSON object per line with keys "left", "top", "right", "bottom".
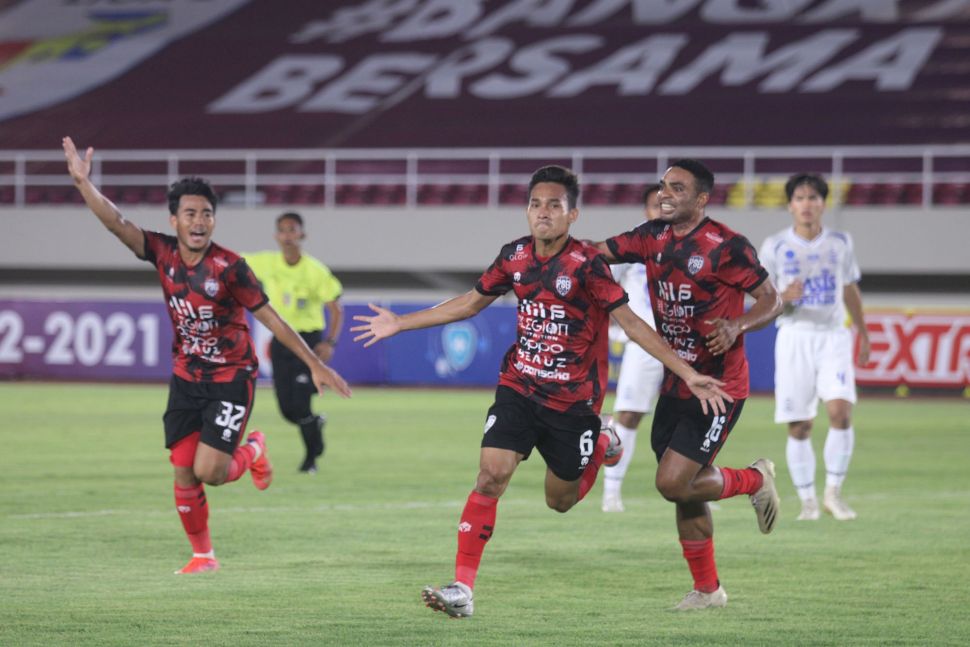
{"left": 759, "top": 174, "right": 871, "bottom": 522}
{"left": 601, "top": 183, "right": 664, "bottom": 513}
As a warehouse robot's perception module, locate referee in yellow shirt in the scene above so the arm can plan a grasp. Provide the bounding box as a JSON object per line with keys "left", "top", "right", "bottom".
{"left": 247, "top": 212, "right": 343, "bottom": 473}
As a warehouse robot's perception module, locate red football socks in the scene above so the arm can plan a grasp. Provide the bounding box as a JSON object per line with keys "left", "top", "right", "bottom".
{"left": 174, "top": 484, "right": 211, "bottom": 555}
{"left": 454, "top": 491, "right": 498, "bottom": 589}
{"left": 577, "top": 431, "right": 609, "bottom": 501}
{"left": 680, "top": 538, "right": 719, "bottom": 593}
{"left": 718, "top": 466, "right": 764, "bottom": 500}
{"left": 226, "top": 441, "right": 257, "bottom": 483}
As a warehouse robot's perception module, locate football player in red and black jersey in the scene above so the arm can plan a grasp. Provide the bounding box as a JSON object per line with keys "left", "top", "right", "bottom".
{"left": 63, "top": 137, "right": 351, "bottom": 575}
{"left": 352, "top": 165, "right": 730, "bottom": 619}
{"left": 596, "top": 158, "right": 784, "bottom": 611}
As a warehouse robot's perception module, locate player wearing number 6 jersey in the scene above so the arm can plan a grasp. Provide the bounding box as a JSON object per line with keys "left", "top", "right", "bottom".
{"left": 352, "top": 165, "right": 731, "bottom": 619}
{"left": 596, "top": 159, "right": 784, "bottom": 611}
{"left": 62, "top": 137, "right": 351, "bottom": 575}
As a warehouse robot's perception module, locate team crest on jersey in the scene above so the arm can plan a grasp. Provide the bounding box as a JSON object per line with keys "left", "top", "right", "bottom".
{"left": 513, "top": 271, "right": 521, "bottom": 283}
{"left": 687, "top": 255, "right": 705, "bottom": 275}
{"left": 204, "top": 278, "right": 219, "bottom": 297}
{"left": 555, "top": 275, "right": 573, "bottom": 296}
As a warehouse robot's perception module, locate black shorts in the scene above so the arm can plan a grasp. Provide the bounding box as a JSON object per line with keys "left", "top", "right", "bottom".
{"left": 650, "top": 395, "right": 746, "bottom": 466}
{"left": 270, "top": 331, "right": 321, "bottom": 397}
{"left": 163, "top": 375, "right": 256, "bottom": 455}
{"left": 482, "top": 386, "right": 603, "bottom": 482}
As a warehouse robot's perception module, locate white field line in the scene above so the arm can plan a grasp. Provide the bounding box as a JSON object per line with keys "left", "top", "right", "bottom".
{"left": 8, "top": 490, "right": 970, "bottom": 521}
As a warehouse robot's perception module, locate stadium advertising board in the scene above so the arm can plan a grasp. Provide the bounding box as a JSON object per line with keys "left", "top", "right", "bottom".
{"left": 856, "top": 310, "right": 970, "bottom": 388}
{"left": 1, "top": 0, "right": 966, "bottom": 148}
{"left": 3, "top": 300, "right": 967, "bottom": 391}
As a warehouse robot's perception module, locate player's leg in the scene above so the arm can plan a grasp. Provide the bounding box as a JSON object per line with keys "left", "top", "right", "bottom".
{"left": 423, "top": 446, "right": 521, "bottom": 619}
{"left": 423, "top": 388, "right": 531, "bottom": 618}
{"left": 673, "top": 499, "right": 726, "bottom": 610}
{"left": 653, "top": 450, "right": 726, "bottom": 609}
{"left": 821, "top": 400, "right": 856, "bottom": 520}
{"left": 271, "top": 338, "right": 324, "bottom": 472}
{"left": 786, "top": 421, "right": 819, "bottom": 519}
{"left": 534, "top": 409, "right": 614, "bottom": 511}
{"left": 164, "top": 377, "right": 218, "bottom": 574}
{"left": 192, "top": 378, "right": 271, "bottom": 489}
{"left": 775, "top": 327, "right": 822, "bottom": 520}
{"left": 652, "top": 396, "right": 777, "bottom": 609}
{"left": 819, "top": 328, "right": 859, "bottom": 520}
{"left": 603, "top": 344, "right": 663, "bottom": 511}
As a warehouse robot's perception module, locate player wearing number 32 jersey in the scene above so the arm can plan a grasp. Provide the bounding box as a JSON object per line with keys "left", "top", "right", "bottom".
{"left": 352, "top": 165, "right": 731, "bottom": 619}
{"left": 63, "top": 137, "right": 351, "bottom": 576}
{"left": 598, "top": 158, "right": 784, "bottom": 611}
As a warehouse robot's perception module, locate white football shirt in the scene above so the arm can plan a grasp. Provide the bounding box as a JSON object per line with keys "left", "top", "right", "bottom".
{"left": 759, "top": 227, "right": 861, "bottom": 330}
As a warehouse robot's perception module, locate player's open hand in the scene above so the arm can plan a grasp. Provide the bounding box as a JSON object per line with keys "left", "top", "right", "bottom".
{"left": 350, "top": 303, "right": 401, "bottom": 347}
{"left": 685, "top": 374, "right": 733, "bottom": 416}
{"left": 704, "top": 318, "right": 741, "bottom": 356}
{"left": 311, "top": 363, "right": 352, "bottom": 398}
{"left": 62, "top": 137, "right": 93, "bottom": 184}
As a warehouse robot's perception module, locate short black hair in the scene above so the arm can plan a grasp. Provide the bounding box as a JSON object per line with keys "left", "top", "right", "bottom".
{"left": 785, "top": 173, "right": 829, "bottom": 201}
{"left": 276, "top": 211, "right": 304, "bottom": 228}
{"left": 528, "top": 165, "right": 580, "bottom": 210}
{"left": 641, "top": 182, "right": 662, "bottom": 204}
{"left": 168, "top": 177, "right": 218, "bottom": 215}
{"left": 670, "top": 159, "right": 714, "bottom": 195}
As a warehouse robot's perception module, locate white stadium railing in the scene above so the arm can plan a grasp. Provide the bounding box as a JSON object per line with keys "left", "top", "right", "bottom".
{"left": 1, "top": 144, "right": 968, "bottom": 210}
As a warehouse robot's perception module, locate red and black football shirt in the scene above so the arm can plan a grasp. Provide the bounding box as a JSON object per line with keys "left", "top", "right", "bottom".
{"left": 476, "top": 236, "right": 628, "bottom": 416}
{"left": 140, "top": 231, "right": 268, "bottom": 383}
{"left": 606, "top": 218, "right": 768, "bottom": 400}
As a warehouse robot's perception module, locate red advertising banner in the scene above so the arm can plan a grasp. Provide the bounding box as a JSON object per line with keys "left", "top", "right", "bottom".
{"left": 857, "top": 310, "right": 970, "bottom": 388}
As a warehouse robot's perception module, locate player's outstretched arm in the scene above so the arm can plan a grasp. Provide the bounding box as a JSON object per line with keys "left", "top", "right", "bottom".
{"left": 704, "top": 279, "right": 783, "bottom": 356}
{"left": 253, "top": 304, "right": 352, "bottom": 398}
{"left": 611, "top": 304, "right": 731, "bottom": 415}
{"left": 351, "top": 290, "right": 497, "bottom": 347}
{"left": 62, "top": 137, "right": 145, "bottom": 257}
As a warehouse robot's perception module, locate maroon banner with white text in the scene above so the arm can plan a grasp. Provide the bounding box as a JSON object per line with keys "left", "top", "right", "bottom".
{"left": 1, "top": 0, "right": 967, "bottom": 149}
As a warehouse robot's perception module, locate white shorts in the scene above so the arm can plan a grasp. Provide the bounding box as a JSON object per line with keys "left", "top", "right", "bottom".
{"left": 773, "top": 326, "right": 857, "bottom": 423}
{"left": 613, "top": 341, "right": 664, "bottom": 414}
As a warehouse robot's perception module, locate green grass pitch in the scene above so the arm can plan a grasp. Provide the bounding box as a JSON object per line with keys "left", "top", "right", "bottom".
{"left": 1, "top": 383, "right": 968, "bottom": 646}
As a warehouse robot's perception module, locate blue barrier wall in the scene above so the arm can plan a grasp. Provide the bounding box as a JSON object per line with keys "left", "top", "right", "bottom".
{"left": 1, "top": 299, "right": 778, "bottom": 392}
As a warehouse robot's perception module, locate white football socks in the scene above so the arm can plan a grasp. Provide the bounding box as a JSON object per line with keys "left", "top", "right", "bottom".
{"left": 603, "top": 422, "right": 638, "bottom": 496}
{"left": 824, "top": 427, "right": 854, "bottom": 488}
{"left": 786, "top": 436, "right": 817, "bottom": 502}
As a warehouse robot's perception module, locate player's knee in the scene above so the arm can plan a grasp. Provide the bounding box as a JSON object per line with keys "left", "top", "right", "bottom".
{"left": 474, "top": 469, "right": 511, "bottom": 499}
{"left": 788, "top": 421, "right": 812, "bottom": 439}
{"left": 545, "top": 495, "right": 576, "bottom": 513}
{"left": 829, "top": 411, "right": 852, "bottom": 429}
{"left": 196, "top": 467, "right": 227, "bottom": 487}
{"left": 616, "top": 411, "right": 643, "bottom": 428}
{"left": 655, "top": 474, "right": 687, "bottom": 502}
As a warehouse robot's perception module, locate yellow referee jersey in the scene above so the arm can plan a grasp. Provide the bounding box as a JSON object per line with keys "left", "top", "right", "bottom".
{"left": 246, "top": 251, "right": 342, "bottom": 332}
